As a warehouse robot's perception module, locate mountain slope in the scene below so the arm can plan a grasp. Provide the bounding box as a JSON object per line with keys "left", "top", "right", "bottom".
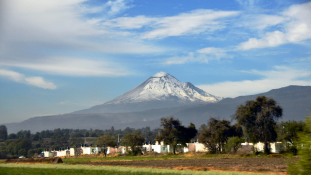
{"left": 75, "top": 72, "right": 222, "bottom": 113}
{"left": 170, "top": 85, "right": 311, "bottom": 126}
{"left": 4, "top": 85, "right": 311, "bottom": 133}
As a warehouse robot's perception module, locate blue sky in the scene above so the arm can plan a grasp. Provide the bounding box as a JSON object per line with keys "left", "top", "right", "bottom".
{"left": 1, "top": 0, "right": 311, "bottom": 123}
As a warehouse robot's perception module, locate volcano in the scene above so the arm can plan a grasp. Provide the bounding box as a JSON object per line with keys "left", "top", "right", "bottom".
{"left": 75, "top": 72, "right": 223, "bottom": 114}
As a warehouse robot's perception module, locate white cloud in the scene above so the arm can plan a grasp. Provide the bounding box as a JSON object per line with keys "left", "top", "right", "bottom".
{"left": 238, "top": 31, "right": 287, "bottom": 50}
{"left": 104, "top": 15, "right": 157, "bottom": 29}
{"left": 0, "top": 69, "right": 24, "bottom": 82}
{"left": 142, "top": 9, "right": 240, "bottom": 39}
{"left": 197, "top": 47, "right": 229, "bottom": 59}
{"left": 0, "top": 69, "right": 56, "bottom": 89}
{"left": 243, "top": 15, "right": 288, "bottom": 30}
{"left": 164, "top": 47, "right": 232, "bottom": 65}
{"left": 164, "top": 52, "right": 196, "bottom": 65}
{"left": 0, "top": 57, "right": 131, "bottom": 77}
{"left": 106, "top": 0, "right": 132, "bottom": 16}
{"left": 0, "top": 0, "right": 159, "bottom": 53}
{"left": 25, "top": 77, "right": 57, "bottom": 90}
{"left": 235, "top": 0, "right": 258, "bottom": 7}
{"left": 105, "top": 9, "right": 239, "bottom": 39}
{"left": 238, "top": 2, "right": 311, "bottom": 50}
{"left": 80, "top": 0, "right": 132, "bottom": 15}
{"left": 0, "top": 0, "right": 164, "bottom": 77}
{"left": 197, "top": 67, "right": 311, "bottom": 98}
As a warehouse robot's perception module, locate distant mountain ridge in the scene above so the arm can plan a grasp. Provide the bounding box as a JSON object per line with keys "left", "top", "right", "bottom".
{"left": 75, "top": 72, "right": 222, "bottom": 114}
{"left": 4, "top": 85, "right": 311, "bottom": 134}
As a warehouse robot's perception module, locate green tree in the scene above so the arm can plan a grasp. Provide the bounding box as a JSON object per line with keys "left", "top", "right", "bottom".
{"left": 69, "top": 137, "right": 84, "bottom": 147}
{"left": 225, "top": 136, "right": 244, "bottom": 154}
{"left": 288, "top": 114, "right": 311, "bottom": 175}
{"left": 234, "top": 96, "right": 283, "bottom": 154}
{"left": 8, "top": 133, "right": 17, "bottom": 139}
{"left": 95, "top": 135, "right": 117, "bottom": 157}
{"left": 198, "top": 118, "right": 233, "bottom": 153}
{"left": 155, "top": 116, "right": 197, "bottom": 154}
{"left": 277, "top": 120, "right": 304, "bottom": 154}
{"left": 0, "top": 125, "right": 8, "bottom": 141}
{"left": 14, "top": 139, "right": 32, "bottom": 155}
{"left": 121, "top": 132, "right": 145, "bottom": 155}
{"left": 51, "top": 134, "right": 69, "bottom": 148}
{"left": 18, "top": 149, "right": 27, "bottom": 157}
{"left": 95, "top": 135, "right": 117, "bottom": 147}
{"left": 31, "top": 132, "right": 42, "bottom": 141}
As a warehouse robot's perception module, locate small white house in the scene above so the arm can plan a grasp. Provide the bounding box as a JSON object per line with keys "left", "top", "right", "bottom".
{"left": 43, "top": 148, "right": 75, "bottom": 157}
{"left": 80, "top": 146, "right": 103, "bottom": 155}
{"left": 253, "top": 142, "right": 284, "bottom": 153}
{"left": 143, "top": 141, "right": 170, "bottom": 153}
{"left": 194, "top": 142, "right": 208, "bottom": 152}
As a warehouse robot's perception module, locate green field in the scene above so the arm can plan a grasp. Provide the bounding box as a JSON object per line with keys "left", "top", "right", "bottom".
{"left": 61, "top": 153, "right": 262, "bottom": 164}
{"left": 0, "top": 153, "right": 284, "bottom": 174}
{"left": 0, "top": 164, "right": 271, "bottom": 175}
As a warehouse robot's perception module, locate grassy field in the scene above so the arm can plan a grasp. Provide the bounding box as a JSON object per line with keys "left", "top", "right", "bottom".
{"left": 61, "top": 152, "right": 265, "bottom": 164}
{"left": 0, "top": 164, "right": 272, "bottom": 175}
{"left": 0, "top": 153, "right": 288, "bottom": 174}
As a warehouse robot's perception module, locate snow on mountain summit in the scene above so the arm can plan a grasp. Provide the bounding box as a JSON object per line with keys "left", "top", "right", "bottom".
{"left": 152, "top": 72, "right": 168, "bottom": 77}
{"left": 106, "top": 72, "right": 223, "bottom": 104}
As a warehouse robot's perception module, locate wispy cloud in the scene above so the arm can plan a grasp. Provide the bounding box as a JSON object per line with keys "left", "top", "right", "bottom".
{"left": 0, "top": 69, "right": 56, "bottom": 89}
{"left": 235, "top": 0, "right": 258, "bottom": 7}
{"left": 0, "top": 57, "right": 131, "bottom": 77}
{"left": 0, "top": 0, "right": 161, "bottom": 78}
{"left": 104, "top": 15, "right": 157, "bottom": 29}
{"left": 238, "top": 1, "right": 311, "bottom": 50}
{"left": 163, "top": 47, "right": 232, "bottom": 65}
{"left": 241, "top": 14, "right": 288, "bottom": 30}
{"left": 80, "top": 0, "right": 132, "bottom": 16}
{"left": 104, "top": 9, "right": 240, "bottom": 39}
{"left": 198, "top": 67, "right": 311, "bottom": 98}
{"left": 106, "top": 0, "right": 133, "bottom": 16}
{"left": 142, "top": 10, "right": 240, "bottom": 39}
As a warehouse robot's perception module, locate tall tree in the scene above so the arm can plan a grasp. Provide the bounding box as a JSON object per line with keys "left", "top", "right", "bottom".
{"left": 277, "top": 120, "right": 304, "bottom": 154}
{"left": 198, "top": 118, "right": 234, "bottom": 153}
{"left": 234, "top": 96, "right": 283, "bottom": 154}
{"left": 0, "top": 125, "right": 8, "bottom": 141}
{"left": 96, "top": 135, "right": 117, "bottom": 157}
{"left": 277, "top": 120, "right": 304, "bottom": 145}
{"left": 121, "top": 132, "right": 145, "bottom": 155}
{"left": 156, "top": 116, "right": 197, "bottom": 154}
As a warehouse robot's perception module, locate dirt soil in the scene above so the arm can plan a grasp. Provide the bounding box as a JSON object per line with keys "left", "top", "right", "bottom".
{"left": 78, "top": 158, "right": 295, "bottom": 173}
{"left": 6, "top": 157, "right": 63, "bottom": 164}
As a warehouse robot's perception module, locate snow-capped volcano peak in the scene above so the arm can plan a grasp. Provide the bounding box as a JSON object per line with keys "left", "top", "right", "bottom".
{"left": 105, "top": 72, "right": 223, "bottom": 105}
{"left": 152, "top": 72, "right": 168, "bottom": 77}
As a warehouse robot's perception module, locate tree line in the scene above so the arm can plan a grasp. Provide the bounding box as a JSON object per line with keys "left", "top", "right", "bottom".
{"left": 0, "top": 96, "right": 309, "bottom": 158}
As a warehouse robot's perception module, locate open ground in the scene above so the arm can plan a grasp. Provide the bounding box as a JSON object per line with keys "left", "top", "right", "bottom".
{"left": 0, "top": 153, "right": 297, "bottom": 174}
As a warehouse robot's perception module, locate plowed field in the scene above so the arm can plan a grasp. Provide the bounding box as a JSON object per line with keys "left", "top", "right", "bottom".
{"left": 77, "top": 157, "right": 294, "bottom": 173}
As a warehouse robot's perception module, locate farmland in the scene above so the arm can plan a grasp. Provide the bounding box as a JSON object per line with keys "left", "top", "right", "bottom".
{"left": 0, "top": 153, "right": 295, "bottom": 174}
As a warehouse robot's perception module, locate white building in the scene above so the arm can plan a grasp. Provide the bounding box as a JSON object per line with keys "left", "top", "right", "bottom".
{"left": 44, "top": 148, "right": 75, "bottom": 157}
{"left": 253, "top": 142, "right": 284, "bottom": 153}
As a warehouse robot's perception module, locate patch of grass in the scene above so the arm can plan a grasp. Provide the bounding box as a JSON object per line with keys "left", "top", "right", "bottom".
{"left": 0, "top": 164, "right": 271, "bottom": 175}
{"left": 62, "top": 153, "right": 245, "bottom": 163}
{"left": 61, "top": 152, "right": 288, "bottom": 164}
{"left": 0, "top": 167, "right": 169, "bottom": 175}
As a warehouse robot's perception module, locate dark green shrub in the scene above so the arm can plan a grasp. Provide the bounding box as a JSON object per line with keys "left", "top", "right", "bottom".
{"left": 225, "top": 136, "right": 243, "bottom": 154}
